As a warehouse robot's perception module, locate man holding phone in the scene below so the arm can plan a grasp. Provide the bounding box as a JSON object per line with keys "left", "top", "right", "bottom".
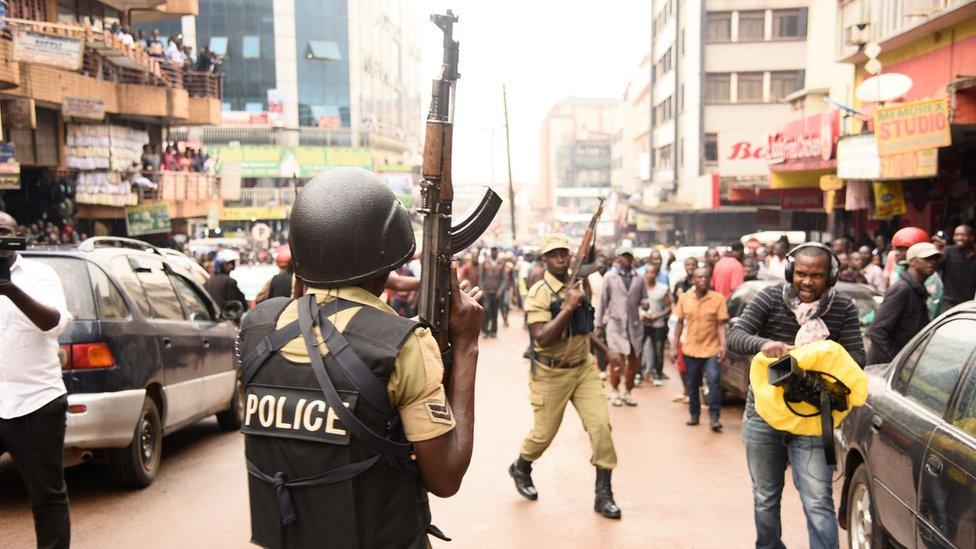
{"left": 0, "top": 211, "right": 73, "bottom": 549}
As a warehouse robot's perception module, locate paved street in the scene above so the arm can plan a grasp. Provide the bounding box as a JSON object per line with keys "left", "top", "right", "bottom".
{"left": 1, "top": 315, "right": 819, "bottom": 548}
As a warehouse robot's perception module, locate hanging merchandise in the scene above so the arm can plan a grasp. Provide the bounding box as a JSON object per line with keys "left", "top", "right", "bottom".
{"left": 75, "top": 172, "right": 137, "bottom": 207}
{"left": 65, "top": 124, "right": 148, "bottom": 171}
{"left": 872, "top": 180, "right": 907, "bottom": 220}
{"left": 844, "top": 180, "right": 871, "bottom": 211}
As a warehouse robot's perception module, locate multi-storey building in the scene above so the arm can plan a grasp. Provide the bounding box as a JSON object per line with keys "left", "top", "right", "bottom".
{"left": 833, "top": 0, "right": 976, "bottom": 239}
{"left": 0, "top": 0, "right": 222, "bottom": 240}
{"left": 538, "top": 97, "right": 618, "bottom": 236}
{"left": 618, "top": 0, "right": 831, "bottom": 243}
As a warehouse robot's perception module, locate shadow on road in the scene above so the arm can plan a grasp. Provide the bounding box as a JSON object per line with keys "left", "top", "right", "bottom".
{"left": 0, "top": 418, "right": 235, "bottom": 507}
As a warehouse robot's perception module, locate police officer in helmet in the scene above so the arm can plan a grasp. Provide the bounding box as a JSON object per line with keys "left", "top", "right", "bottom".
{"left": 238, "top": 168, "right": 483, "bottom": 548}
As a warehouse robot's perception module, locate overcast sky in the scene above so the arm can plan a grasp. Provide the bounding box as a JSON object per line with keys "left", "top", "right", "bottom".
{"left": 415, "top": 1, "right": 651, "bottom": 191}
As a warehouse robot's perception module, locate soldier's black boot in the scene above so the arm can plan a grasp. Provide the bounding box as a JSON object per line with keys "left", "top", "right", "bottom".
{"left": 594, "top": 468, "right": 621, "bottom": 519}
{"left": 509, "top": 457, "right": 538, "bottom": 500}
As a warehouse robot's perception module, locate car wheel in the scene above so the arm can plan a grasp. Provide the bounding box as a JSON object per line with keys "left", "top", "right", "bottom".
{"left": 216, "top": 375, "right": 244, "bottom": 431}
{"left": 109, "top": 397, "right": 162, "bottom": 489}
{"left": 848, "top": 463, "right": 891, "bottom": 549}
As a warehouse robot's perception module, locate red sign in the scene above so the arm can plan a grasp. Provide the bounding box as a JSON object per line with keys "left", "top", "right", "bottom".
{"left": 768, "top": 110, "right": 840, "bottom": 172}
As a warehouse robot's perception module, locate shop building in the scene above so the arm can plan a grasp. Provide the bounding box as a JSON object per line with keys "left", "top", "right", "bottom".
{"left": 0, "top": 0, "right": 223, "bottom": 243}
{"left": 834, "top": 0, "right": 976, "bottom": 238}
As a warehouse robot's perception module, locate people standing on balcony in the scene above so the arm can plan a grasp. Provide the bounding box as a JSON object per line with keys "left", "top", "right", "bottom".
{"left": 162, "top": 147, "right": 179, "bottom": 171}
{"left": 136, "top": 30, "right": 148, "bottom": 50}
{"left": 141, "top": 144, "right": 160, "bottom": 172}
{"left": 165, "top": 36, "right": 184, "bottom": 65}
{"left": 178, "top": 150, "right": 193, "bottom": 172}
{"left": 195, "top": 47, "right": 214, "bottom": 72}
{"left": 147, "top": 29, "right": 165, "bottom": 56}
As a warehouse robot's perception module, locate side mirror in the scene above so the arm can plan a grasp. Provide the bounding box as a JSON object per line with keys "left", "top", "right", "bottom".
{"left": 222, "top": 301, "right": 245, "bottom": 323}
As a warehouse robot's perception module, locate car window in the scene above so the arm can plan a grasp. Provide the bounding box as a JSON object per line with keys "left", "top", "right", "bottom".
{"left": 169, "top": 274, "right": 213, "bottom": 322}
{"left": 88, "top": 263, "right": 129, "bottom": 319}
{"left": 110, "top": 256, "right": 153, "bottom": 318}
{"left": 29, "top": 256, "right": 96, "bottom": 320}
{"left": 135, "top": 269, "right": 185, "bottom": 321}
{"left": 951, "top": 367, "right": 976, "bottom": 438}
{"left": 899, "top": 319, "right": 976, "bottom": 417}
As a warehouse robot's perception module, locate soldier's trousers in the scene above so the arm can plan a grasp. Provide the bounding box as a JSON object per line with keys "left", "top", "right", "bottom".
{"left": 520, "top": 357, "right": 617, "bottom": 469}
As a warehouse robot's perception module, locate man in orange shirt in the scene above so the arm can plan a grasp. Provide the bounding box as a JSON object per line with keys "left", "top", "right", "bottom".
{"left": 711, "top": 242, "right": 745, "bottom": 299}
{"left": 673, "top": 268, "right": 729, "bottom": 431}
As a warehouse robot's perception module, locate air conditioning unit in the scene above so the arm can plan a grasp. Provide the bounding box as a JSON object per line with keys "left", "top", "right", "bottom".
{"left": 845, "top": 23, "right": 871, "bottom": 47}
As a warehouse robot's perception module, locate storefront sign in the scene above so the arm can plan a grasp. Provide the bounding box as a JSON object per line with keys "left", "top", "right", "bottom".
{"left": 3, "top": 99, "right": 36, "bottom": 130}
{"left": 836, "top": 133, "right": 938, "bottom": 180}
{"left": 874, "top": 98, "right": 951, "bottom": 156}
{"left": 768, "top": 111, "right": 840, "bottom": 172}
{"left": 872, "top": 181, "right": 907, "bottom": 219}
{"left": 62, "top": 96, "right": 105, "bottom": 121}
{"left": 718, "top": 132, "right": 768, "bottom": 177}
{"left": 220, "top": 206, "right": 289, "bottom": 221}
{"left": 126, "top": 205, "right": 172, "bottom": 236}
{"left": 780, "top": 188, "right": 824, "bottom": 210}
{"left": 211, "top": 146, "right": 375, "bottom": 178}
{"left": 0, "top": 141, "right": 20, "bottom": 189}
{"left": 13, "top": 30, "right": 84, "bottom": 70}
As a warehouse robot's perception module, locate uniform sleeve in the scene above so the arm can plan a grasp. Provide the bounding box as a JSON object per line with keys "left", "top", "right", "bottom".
{"left": 524, "top": 281, "right": 552, "bottom": 325}
{"left": 387, "top": 327, "right": 456, "bottom": 442}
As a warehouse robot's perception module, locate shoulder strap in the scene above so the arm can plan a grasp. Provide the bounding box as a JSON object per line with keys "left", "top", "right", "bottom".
{"left": 239, "top": 298, "right": 359, "bottom": 386}
{"left": 297, "top": 295, "right": 412, "bottom": 458}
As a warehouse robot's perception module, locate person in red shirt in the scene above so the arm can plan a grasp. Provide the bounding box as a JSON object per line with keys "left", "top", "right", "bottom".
{"left": 711, "top": 242, "right": 745, "bottom": 298}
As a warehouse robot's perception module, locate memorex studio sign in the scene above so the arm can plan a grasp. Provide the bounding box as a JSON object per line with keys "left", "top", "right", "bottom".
{"left": 718, "top": 132, "right": 768, "bottom": 177}
{"left": 836, "top": 133, "right": 937, "bottom": 180}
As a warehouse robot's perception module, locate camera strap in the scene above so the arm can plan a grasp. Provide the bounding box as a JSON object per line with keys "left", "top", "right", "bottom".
{"left": 820, "top": 390, "right": 836, "bottom": 466}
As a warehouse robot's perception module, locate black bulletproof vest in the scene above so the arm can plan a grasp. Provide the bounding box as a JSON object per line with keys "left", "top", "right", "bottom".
{"left": 543, "top": 278, "right": 595, "bottom": 335}
{"left": 238, "top": 296, "right": 435, "bottom": 549}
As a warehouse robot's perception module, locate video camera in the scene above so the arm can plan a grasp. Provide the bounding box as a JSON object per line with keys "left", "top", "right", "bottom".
{"left": 768, "top": 354, "right": 851, "bottom": 465}
{"left": 0, "top": 237, "right": 27, "bottom": 282}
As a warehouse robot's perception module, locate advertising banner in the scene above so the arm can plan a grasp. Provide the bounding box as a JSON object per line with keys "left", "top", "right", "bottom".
{"left": 3, "top": 99, "right": 36, "bottom": 130}
{"left": 13, "top": 30, "right": 84, "bottom": 70}
{"left": 872, "top": 180, "right": 907, "bottom": 220}
{"left": 837, "top": 133, "right": 937, "bottom": 180}
{"left": 62, "top": 96, "right": 106, "bottom": 121}
{"left": 220, "top": 206, "right": 289, "bottom": 221}
{"left": 126, "top": 205, "right": 172, "bottom": 236}
{"left": 212, "top": 146, "right": 375, "bottom": 178}
{"left": 718, "top": 132, "right": 768, "bottom": 177}
{"left": 768, "top": 110, "right": 840, "bottom": 172}
{"left": 874, "top": 98, "right": 951, "bottom": 157}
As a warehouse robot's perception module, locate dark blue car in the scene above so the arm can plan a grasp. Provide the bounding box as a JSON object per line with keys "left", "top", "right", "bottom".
{"left": 21, "top": 237, "right": 243, "bottom": 488}
{"left": 836, "top": 301, "right": 976, "bottom": 549}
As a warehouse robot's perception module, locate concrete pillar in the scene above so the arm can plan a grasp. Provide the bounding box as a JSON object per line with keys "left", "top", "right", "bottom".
{"left": 273, "top": 0, "right": 300, "bottom": 129}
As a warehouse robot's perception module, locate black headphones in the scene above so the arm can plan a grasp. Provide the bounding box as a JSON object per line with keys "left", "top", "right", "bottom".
{"left": 784, "top": 242, "right": 840, "bottom": 288}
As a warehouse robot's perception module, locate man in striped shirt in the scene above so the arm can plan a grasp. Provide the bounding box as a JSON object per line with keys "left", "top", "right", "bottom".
{"left": 728, "top": 244, "right": 864, "bottom": 549}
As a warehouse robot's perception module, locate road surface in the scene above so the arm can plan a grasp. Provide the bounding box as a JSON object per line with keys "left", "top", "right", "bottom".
{"left": 0, "top": 314, "right": 824, "bottom": 548}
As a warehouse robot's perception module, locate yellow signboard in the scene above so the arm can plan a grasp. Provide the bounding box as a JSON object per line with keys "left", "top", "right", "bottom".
{"left": 220, "top": 206, "right": 289, "bottom": 221}
{"left": 874, "top": 98, "right": 951, "bottom": 157}
{"left": 873, "top": 181, "right": 907, "bottom": 220}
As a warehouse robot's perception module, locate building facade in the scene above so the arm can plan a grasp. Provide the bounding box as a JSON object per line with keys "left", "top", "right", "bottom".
{"left": 538, "top": 97, "right": 618, "bottom": 236}
{"left": 617, "top": 0, "right": 840, "bottom": 243}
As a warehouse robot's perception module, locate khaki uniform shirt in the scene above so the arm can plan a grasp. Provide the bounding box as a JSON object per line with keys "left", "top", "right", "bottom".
{"left": 524, "top": 271, "right": 590, "bottom": 362}
{"left": 275, "top": 287, "right": 455, "bottom": 442}
{"left": 675, "top": 289, "right": 729, "bottom": 358}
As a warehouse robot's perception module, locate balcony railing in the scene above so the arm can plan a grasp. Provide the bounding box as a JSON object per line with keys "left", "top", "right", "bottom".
{"left": 0, "top": 17, "right": 221, "bottom": 99}
{"left": 139, "top": 171, "right": 219, "bottom": 203}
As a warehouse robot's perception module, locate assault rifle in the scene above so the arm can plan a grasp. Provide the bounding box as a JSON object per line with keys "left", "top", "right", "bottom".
{"left": 417, "top": 11, "right": 502, "bottom": 379}
{"left": 569, "top": 196, "right": 605, "bottom": 286}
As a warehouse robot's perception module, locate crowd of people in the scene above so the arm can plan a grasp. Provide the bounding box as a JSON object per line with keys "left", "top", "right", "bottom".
{"left": 108, "top": 24, "right": 222, "bottom": 74}
{"left": 139, "top": 144, "right": 214, "bottom": 174}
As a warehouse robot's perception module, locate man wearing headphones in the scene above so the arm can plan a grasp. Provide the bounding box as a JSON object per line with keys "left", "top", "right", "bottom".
{"left": 727, "top": 243, "right": 865, "bottom": 549}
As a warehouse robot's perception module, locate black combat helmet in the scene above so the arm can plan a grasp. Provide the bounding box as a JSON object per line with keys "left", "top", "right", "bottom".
{"left": 290, "top": 168, "right": 415, "bottom": 287}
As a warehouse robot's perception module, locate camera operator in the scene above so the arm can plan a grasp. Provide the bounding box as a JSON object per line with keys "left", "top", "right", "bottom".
{"left": 0, "top": 211, "right": 73, "bottom": 548}
{"left": 727, "top": 243, "right": 864, "bottom": 549}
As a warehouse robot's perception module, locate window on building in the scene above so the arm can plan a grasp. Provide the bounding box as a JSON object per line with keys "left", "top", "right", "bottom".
{"left": 242, "top": 36, "right": 261, "bottom": 59}
{"left": 706, "top": 12, "right": 732, "bottom": 43}
{"left": 655, "top": 47, "right": 673, "bottom": 80}
{"left": 770, "top": 70, "right": 804, "bottom": 100}
{"left": 737, "top": 72, "right": 764, "bottom": 103}
{"left": 307, "top": 40, "right": 342, "bottom": 61}
{"left": 654, "top": 95, "right": 674, "bottom": 126}
{"left": 679, "top": 84, "right": 684, "bottom": 113}
{"left": 738, "top": 10, "right": 765, "bottom": 41}
{"left": 772, "top": 8, "right": 807, "bottom": 39}
{"left": 245, "top": 102, "right": 264, "bottom": 112}
{"left": 209, "top": 36, "right": 228, "bottom": 57}
{"left": 704, "top": 134, "right": 718, "bottom": 163}
{"left": 705, "top": 73, "right": 731, "bottom": 104}
{"left": 655, "top": 144, "right": 673, "bottom": 171}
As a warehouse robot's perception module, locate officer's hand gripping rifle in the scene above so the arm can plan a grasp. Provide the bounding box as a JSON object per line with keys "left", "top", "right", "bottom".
{"left": 418, "top": 11, "right": 502, "bottom": 379}
{"left": 568, "top": 196, "right": 605, "bottom": 287}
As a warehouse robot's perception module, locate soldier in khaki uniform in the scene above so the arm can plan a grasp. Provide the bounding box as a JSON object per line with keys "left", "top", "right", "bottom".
{"left": 508, "top": 233, "right": 622, "bottom": 519}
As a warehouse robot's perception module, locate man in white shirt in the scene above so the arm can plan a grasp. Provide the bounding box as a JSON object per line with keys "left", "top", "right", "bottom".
{"left": 0, "top": 211, "right": 73, "bottom": 548}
